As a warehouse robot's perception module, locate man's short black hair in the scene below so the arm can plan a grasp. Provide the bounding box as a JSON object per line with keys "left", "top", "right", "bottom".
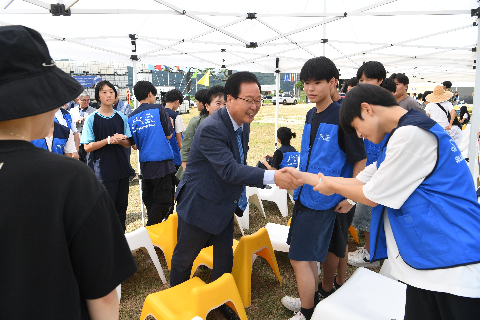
{"left": 343, "top": 77, "right": 359, "bottom": 93}
{"left": 165, "top": 89, "right": 183, "bottom": 104}
{"left": 195, "top": 89, "right": 208, "bottom": 105}
{"left": 133, "top": 81, "right": 157, "bottom": 101}
{"left": 339, "top": 84, "right": 399, "bottom": 134}
{"left": 224, "top": 71, "right": 261, "bottom": 99}
{"left": 381, "top": 78, "right": 396, "bottom": 93}
{"left": 300, "top": 57, "right": 338, "bottom": 82}
{"left": 356, "top": 61, "right": 386, "bottom": 82}
{"left": 277, "top": 126, "right": 296, "bottom": 146}
{"left": 95, "top": 80, "right": 117, "bottom": 103}
{"left": 389, "top": 73, "right": 409, "bottom": 86}
{"left": 443, "top": 81, "right": 452, "bottom": 89}
{"left": 423, "top": 90, "right": 432, "bottom": 101}
{"left": 417, "top": 93, "right": 424, "bottom": 101}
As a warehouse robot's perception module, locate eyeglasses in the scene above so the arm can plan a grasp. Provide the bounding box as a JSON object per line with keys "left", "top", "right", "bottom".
{"left": 234, "top": 96, "right": 262, "bottom": 106}
{"left": 81, "top": 99, "right": 90, "bottom": 102}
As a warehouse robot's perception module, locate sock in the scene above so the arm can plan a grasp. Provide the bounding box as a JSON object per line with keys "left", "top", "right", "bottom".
{"left": 314, "top": 291, "right": 320, "bottom": 306}
{"left": 301, "top": 307, "right": 314, "bottom": 320}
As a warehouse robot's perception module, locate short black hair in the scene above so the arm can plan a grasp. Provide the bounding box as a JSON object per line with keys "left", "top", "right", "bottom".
{"left": 389, "top": 73, "right": 409, "bottom": 86}
{"left": 277, "top": 127, "right": 296, "bottom": 146}
{"left": 381, "top": 78, "right": 396, "bottom": 93}
{"left": 95, "top": 80, "right": 117, "bottom": 103}
{"left": 224, "top": 71, "right": 261, "bottom": 99}
{"left": 133, "top": 81, "right": 157, "bottom": 101}
{"left": 343, "top": 77, "right": 359, "bottom": 93}
{"left": 195, "top": 89, "right": 208, "bottom": 105}
{"left": 339, "top": 84, "right": 399, "bottom": 134}
{"left": 356, "top": 61, "right": 386, "bottom": 82}
{"left": 443, "top": 81, "right": 452, "bottom": 88}
{"left": 165, "top": 89, "right": 183, "bottom": 104}
{"left": 423, "top": 90, "right": 432, "bottom": 101}
{"left": 206, "top": 85, "right": 225, "bottom": 105}
{"left": 417, "top": 93, "right": 424, "bottom": 101}
{"left": 300, "top": 56, "right": 338, "bottom": 82}
{"left": 200, "top": 85, "right": 225, "bottom": 116}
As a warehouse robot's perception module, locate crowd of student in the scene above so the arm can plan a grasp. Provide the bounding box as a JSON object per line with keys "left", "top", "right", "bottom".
{"left": 2, "top": 25, "right": 480, "bottom": 320}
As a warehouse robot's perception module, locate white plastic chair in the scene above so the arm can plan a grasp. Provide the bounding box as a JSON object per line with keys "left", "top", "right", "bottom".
{"left": 235, "top": 186, "right": 266, "bottom": 234}
{"left": 312, "top": 267, "right": 406, "bottom": 320}
{"left": 125, "top": 227, "right": 167, "bottom": 284}
{"left": 257, "top": 184, "right": 288, "bottom": 217}
{"left": 459, "top": 124, "right": 470, "bottom": 159}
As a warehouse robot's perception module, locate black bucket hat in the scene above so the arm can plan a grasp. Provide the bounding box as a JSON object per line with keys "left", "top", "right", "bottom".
{"left": 0, "top": 25, "right": 83, "bottom": 121}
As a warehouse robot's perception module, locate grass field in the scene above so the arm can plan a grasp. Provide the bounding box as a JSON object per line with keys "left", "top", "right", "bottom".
{"left": 121, "top": 103, "right": 379, "bottom": 320}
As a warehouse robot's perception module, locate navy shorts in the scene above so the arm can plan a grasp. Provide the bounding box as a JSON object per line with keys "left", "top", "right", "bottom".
{"left": 328, "top": 205, "right": 355, "bottom": 258}
{"left": 287, "top": 204, "right": 336, "bottom": 262}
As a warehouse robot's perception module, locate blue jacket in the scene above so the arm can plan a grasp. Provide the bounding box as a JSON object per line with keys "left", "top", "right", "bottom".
{"left": 370, "top": 109, "right": 480, "bottom": 269}
{"left": 175, "top": 107, "right": 265, "bottom": 235}
{"left": 128, "top": 103, "right": 173, "bottom": 163}
{"left": 31, "top": 122, "right": 70, "bottom": 155}
{"left": 277, "top": 145, "right": 299, "bottom": 169}
{"left": 165, "top": 108, "right": 182, "bottom": 166}
{"left": 293, "top": 104, "right": 355, "bottom": 210}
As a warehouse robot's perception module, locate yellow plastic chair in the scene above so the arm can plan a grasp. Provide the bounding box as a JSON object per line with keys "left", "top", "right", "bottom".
{"left": 140, "top": 273, "right": 248, "bottom": 320}
{"left": 190, "top": 227, "right": 282, "bottom": 307}
{"left": 287, "top": 217, "right": 292, "bottom": 226}
{"left": 349, "top": 225, "right": 359, "bottom": 244}
{"left": 145, "top": 213, "right": 178, "bottom": 270}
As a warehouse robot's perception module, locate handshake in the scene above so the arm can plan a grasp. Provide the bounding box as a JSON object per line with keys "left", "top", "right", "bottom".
{"left": 273, "top": 167, "right": 336, "bottom": 196}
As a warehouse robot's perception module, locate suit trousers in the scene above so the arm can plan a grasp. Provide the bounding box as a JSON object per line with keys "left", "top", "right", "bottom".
{"left": 170, "top": 215, "right": 234, "bottom": 287}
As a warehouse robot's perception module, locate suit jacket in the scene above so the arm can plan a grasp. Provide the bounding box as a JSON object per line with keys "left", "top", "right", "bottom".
{"left": 175, "top": 107, "right": 265, "bottom": 235}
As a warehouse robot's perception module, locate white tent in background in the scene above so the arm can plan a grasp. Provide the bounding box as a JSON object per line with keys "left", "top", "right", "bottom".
{"left": 2, "top": 0, "right": 480, "bottom": 178}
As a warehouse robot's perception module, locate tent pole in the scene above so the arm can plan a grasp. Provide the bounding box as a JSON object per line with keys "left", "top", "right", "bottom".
{"left": 323, "top": 0, "right": 326, "bottom": 56}
{"left": 468, "top": 20, "right": 480, "bottom": 185}
{"left": 275, "top": 71, "right": 280, "bottom": 151}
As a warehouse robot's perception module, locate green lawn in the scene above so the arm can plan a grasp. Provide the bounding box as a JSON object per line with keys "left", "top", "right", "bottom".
{"left": 121, "top": 103, "right": 379, "bottom": 320}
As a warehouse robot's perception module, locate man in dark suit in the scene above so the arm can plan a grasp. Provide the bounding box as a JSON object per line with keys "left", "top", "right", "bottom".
{"left": 170, "top": 72, "right": 301, "bottom": 295}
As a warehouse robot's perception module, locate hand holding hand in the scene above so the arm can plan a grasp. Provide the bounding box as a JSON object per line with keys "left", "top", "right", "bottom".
{"left": 312, "top": 172, "right": 336, "bottom": 196}
{"left": 274, "top": 170, "right": 303, "bottom": 190}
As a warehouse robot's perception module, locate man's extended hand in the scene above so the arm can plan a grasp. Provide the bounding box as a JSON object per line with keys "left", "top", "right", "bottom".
{"left": 274, "top": 169, "right": 303, "bottom": 190}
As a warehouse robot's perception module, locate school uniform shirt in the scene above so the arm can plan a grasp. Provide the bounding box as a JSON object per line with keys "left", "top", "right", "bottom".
{"left": 80, "top": 110, "right": 132, "bottom": 183}
{"left": 357, "top": 125, "right": 480, "bottom": 298}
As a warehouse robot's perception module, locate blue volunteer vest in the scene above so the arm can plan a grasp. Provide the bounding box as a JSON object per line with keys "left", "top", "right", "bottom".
{"left": 293, "top": 104, "right": 354, "bottom": 210}
{"left": 54, "top": 108, "right": 74, "bottom": 131}
{"left": 128, "top": 104, "right": 174, "bottom": 163}
{"left": 370, "top": 109, "right": 480, "bottom": 269}
{"left": 165, "top": 108, "right": 182, "bottom": 166}
{"left": 31, "top": 122, "right": 70, "bottom": 155}
{"left": 277, "top": 145, "right": 299, "bottom": 169}
{"left": 364, "top": 135, "right": 389, "bottom": 166}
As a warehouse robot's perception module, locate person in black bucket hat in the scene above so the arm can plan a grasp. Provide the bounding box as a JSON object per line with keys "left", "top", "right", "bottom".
{"left": 0, "top": 25, "right": 137, "bottom": 319}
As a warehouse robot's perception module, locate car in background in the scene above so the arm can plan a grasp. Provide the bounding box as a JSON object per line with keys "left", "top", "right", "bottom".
{"left": 272, "top": 93, "right": 297, "bottom": 105}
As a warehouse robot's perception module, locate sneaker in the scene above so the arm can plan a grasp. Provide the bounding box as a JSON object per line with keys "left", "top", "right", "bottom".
{"left": 348, "top": 247, "right": 381, "bottom": 267}
{"left": 281, "top": 296, "right": 301, "bottom": 312}
{"left": 288, "top": 311, "right": 306, "bottom": 320}
{"left": 333, "top": 275, "right": 342, "bottom": 290}
{"left": 317, "top": 282, "right": 335, "bottom": 301}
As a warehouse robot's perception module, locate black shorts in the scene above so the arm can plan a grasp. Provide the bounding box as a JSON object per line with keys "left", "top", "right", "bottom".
{"left": 405, "top": 285, "right": 480, "bottom": 320}
{"left": 327, "top": 205, "right": 355, "bottom": 258}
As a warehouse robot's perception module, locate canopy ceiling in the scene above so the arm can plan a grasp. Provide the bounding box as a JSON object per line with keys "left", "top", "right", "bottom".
{"left": 1, "top": 0, "right": 478, "bottom": 82}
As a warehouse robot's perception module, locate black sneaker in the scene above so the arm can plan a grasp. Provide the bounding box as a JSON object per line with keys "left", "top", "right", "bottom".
{"left": 333, "top": 276, "right": 342, "bottom": 290}
{"left": 317, "top": 282, "right": 336, "bottom": 301}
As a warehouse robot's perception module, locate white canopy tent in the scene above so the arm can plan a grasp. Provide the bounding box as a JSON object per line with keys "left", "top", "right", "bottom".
{"left": 2, "top": 0, "right": 480, "bottom": 178}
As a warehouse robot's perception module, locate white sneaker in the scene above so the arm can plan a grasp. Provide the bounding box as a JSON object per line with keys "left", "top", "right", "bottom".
{"left": 288, "top": 311, "right": 306, "bottom": 320}
{"left": 281, "top": 296, "right": 301, "bottom": 312}
{"left": 348, "top": 247, "right": 380, "bottom": 267}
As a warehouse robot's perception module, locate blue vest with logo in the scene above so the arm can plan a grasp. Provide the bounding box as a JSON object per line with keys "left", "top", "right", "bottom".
{"left": 277, "top": 145, "right": 299, "bottom": 169}
{"left": 128, "top": 104, "right": 174, "bottom": 163}
{"left": 165, "top": 108, "right": 182, "bottom": 166}
{"left": 31, "top": 122, "right": 70, "bottom": 155}
{"left": 54, "top": 108, "right": 74, "bottom": 131}
{"left": 293, "top": 104, "right": 354, "bottom": 210}
{"left": 370, "top": 109, "right": 480, "bottom": 269}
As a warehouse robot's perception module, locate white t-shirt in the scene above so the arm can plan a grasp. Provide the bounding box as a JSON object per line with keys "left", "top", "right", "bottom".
{"left": 175, "top": 114, "right": 185, "bottom": 133}
{"left": 45, "top": 130, "right": 76, "bottom": 154}
{"left": 425, "top": 101, "right": 455, "bottom": 129}
{"left": 357, "top": 126, "right": 480, "bottom": 298}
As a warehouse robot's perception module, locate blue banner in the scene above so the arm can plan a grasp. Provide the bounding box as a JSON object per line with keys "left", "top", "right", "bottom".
{"left": 73, "top": 75, "right": 103, "bottom": 88}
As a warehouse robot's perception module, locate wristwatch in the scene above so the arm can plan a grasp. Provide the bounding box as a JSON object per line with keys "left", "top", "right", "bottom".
{"left": 346, "top": 199, "right": 356, "bottom": 206}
